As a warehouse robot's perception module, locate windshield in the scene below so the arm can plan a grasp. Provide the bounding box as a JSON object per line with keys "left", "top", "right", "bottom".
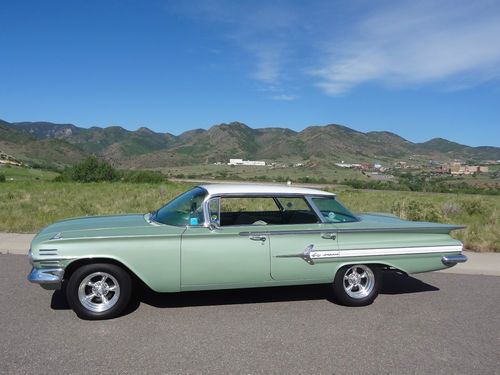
{"left": 311, "top": 197, "right": 358, "bottom": 223}
{"left": 152, "top": 187, "right": 207, "bottom": 226}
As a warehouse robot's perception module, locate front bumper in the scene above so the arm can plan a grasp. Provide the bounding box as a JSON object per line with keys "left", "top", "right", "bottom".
{"left": 441, "top": 254, "right": 468, "bottom": 266}
{"left": 27, "top": 268, "right": 64, "bottom": 290}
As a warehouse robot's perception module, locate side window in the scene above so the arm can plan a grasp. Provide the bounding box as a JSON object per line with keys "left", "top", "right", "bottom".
{"left": 217, "top": 196, "right": 319, "bottom": 226}
{"left": 221, "top": 197, "right": 279, "bottom": 213}
{"left": 277, "top": 197, "right": 311, "bottom": 211}
{"left": 208, "top": 198, "right": 220, "bottom": 226}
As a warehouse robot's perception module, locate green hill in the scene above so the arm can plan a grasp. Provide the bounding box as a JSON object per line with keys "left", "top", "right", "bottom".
{"left": 2, "top": 119, "right": 499, "bottom": 168}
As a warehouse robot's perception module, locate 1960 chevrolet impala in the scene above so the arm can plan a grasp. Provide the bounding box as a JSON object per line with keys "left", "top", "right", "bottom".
{"left": 28, "top": 184, "right": 467, "bottom": 319}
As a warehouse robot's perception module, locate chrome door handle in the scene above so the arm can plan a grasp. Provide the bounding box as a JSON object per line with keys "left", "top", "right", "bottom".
{"left": 321, "top": 233, "right": 337, "bottom": 240}
{"left": 249, "top": 235, "right": 267, "bottom": 242}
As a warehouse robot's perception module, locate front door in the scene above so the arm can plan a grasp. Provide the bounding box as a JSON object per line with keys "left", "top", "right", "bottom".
{"left": 180, "top": 225, "right": 271, "bottom": 289}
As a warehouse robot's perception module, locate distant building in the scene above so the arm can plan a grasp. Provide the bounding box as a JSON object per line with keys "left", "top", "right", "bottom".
{"left": 335, "top": 162, "right": 382, "bottom": 170}
{"left": 447, "top": 162, "right": 489, "bottom": 175}
{"left": 394, "top": 161, "right": 408, "bottom": 168}
{"left": 335, "top": 162, "right": 353, "bottom": 168}
{"left": 228, "top": 158, "right": 266, "bottom": 166}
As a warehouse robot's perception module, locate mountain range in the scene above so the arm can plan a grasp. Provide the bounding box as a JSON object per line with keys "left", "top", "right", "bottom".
{"left": 1, "top": 119, "right": 499, "bottom": 168}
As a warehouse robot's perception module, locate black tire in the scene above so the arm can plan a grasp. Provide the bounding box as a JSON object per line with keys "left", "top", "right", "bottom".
{"left": 332, "top": 264, "right": 382, "bottom": 306}
{"left": 66, "top": 263, "right": 132, "bottom": 320}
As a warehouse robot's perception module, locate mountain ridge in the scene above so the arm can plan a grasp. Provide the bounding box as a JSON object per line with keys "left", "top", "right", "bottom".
{"left": 1, "top": 118, "right": 499, "bottom": 167}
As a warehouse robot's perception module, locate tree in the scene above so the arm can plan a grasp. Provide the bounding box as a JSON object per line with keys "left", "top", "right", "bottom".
{"left": 70, "top": 156, "right": 118, "bottom": 182}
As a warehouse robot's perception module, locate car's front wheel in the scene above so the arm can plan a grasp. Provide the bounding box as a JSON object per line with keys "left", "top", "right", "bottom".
{"left": 66, "top": 263, "right": 132, "bottom": 320}
{"left": 332, "top": 264, "right": 382, "bottom": 306}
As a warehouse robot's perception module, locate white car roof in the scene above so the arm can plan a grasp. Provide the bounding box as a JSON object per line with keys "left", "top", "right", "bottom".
{"left": 198, "top": 183, "right": 335, "bottom": 197}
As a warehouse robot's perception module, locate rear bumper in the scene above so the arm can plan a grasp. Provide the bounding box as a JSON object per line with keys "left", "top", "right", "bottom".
{"left": 27, "top": 268, "right": 64, "bottom": 290}
{"left": 442, "top": 254, "right": 468, "bottom": 266}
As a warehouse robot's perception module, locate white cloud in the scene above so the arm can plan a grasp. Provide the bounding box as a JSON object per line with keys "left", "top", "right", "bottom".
{"left": 270, "top": 94, "right": 297, "bottom": 101}
{"left": 170, "top": 1, "right": 301, "bottom": 88}
{"left": 311, "top": 1, "right": 500, "bottom": 94}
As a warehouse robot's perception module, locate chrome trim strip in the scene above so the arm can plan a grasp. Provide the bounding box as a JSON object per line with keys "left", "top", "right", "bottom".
{"left": 31, "top": 256, "right": 76, "bottom": 262}
{"left": 44, "top": 233, "right": 183, "bottom": 242}
{"left": 442, "top": 254, "right": 468, "bottom": 266}
{"left": 27, "top": 267, "right": 64, "bottom": 285}
{"left": 240, "top": 225, "right": 465, "bottom": 236}
{"left": 239, "top": 229, "right": 338, "bottom": 236}
{"left": 333, "top": 225, "right": 466, "bottom": 233}
{"left": 276, "top": 245, "right": 463, "bottom": 265}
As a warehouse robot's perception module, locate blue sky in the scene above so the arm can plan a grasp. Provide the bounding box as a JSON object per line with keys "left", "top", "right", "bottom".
{"left": 1, "top": 0, "right": 499, "bottom": 146}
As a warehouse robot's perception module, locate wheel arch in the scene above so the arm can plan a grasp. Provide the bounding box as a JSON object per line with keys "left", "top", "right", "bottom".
{"left": 64, "top": 257, "right": 149, "bottom": 288}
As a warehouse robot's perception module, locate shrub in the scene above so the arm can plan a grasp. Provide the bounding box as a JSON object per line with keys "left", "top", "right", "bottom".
{"left": 65, "top": 156, "right": 118, "bottom": 183}
{"left": 391, "top": 199, "right": 442, "bottom": 222}
{"left": 0, "top": 174, "right": 5, "bottom": 183}
{"left": 460, "top": 199, "right": 487, "bottom": 216}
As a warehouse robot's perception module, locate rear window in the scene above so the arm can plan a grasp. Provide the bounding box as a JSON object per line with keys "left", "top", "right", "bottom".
{"left": 311, "top": 197, "right": 358, "bottom": 223}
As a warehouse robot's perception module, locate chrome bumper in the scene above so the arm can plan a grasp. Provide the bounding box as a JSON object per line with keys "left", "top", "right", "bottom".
{"left": 27, "top": 268, "right": 64, "bottom": 290}
{"left": 442, "top": 254, "right": 468, "bottom": 266}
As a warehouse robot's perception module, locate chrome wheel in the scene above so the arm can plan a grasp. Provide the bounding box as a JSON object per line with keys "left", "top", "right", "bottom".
{"left": 77, "top": 272, "right": 120, "bottom": 313}
{"left": 343, "top": 265, "right": 374, "bottom": 299}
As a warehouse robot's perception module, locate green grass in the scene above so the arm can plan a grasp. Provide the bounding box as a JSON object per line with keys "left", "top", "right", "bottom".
{"left": 0, "top": 165, "right": 58, "bottom": 181}
{"left": 0, "top": 179, "right": 498, "bottom": 252}
{"left": 0, "top": 181, "right": 192, "bottom": 233}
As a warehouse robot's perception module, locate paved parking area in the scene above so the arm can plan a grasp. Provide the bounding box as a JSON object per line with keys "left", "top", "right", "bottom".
{"left": 1, "top": 254, "right": 499, "bottom": 374}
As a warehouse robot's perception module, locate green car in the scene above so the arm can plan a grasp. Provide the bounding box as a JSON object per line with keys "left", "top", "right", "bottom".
{"left": 28, "top": 184, "right": 467, "bottom": 320}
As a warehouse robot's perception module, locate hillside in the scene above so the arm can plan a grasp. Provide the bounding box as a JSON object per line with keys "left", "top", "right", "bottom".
{"left": 2, "top": 119, "right": 499, "bottom": 168}
{"left": 0, "top": 120, "right": 88, "bottom": 166}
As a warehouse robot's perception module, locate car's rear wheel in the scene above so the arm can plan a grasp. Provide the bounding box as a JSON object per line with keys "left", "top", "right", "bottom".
{"left": 332, "top": 264, "right": 381, "bottom": 306}
{"left": 66, "top": 263, "right": 132, "bottom": 320}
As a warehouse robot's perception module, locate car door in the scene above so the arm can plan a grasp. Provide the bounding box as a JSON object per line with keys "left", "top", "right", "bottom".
{"left": 180, "top": 197, "right": 271, "bottom": 289}
{"left": 267, "top": 196, "right": 340, "bottom": 281}
{"left": 269, "top": 223, "right": 339, "bottom": 281}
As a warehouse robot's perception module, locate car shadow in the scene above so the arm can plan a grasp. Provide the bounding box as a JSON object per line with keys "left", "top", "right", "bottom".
{"left": 50, "top": 272, "right": 439, "bottom": 312}
{"left": 380, "top": 271, "right": 440, "bottom": 295}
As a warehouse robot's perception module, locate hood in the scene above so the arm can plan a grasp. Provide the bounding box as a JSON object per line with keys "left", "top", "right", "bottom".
{"left": 32, "top": 214, "right": 153, "bottom": 248}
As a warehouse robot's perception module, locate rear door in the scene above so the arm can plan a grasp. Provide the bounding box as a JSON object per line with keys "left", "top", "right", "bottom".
{"left": 269, "top": 223, "right": 339, "bottom": 281}
{"left": 267, "top": 196, "right": 340, "bottom": 281}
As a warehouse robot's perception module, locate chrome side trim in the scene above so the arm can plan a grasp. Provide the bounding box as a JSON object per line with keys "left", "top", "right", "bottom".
{"left": 442, "top": 254, "right": 468, "bottom": 266}
{"left": 240, "top": 229, "right": 338, "bottom": 236}
{"left": 31, "top": 256, "right": 76, "bottom": 262}
{"left": 27, "top": 267, "right": 64, "bottom": 286}
{"left": 276, "top": 245, "right": 463, "bottom": 265}
{"left": 334, "top": 225, "right": 465, "bottom": 233}
{"left": 240, "top": 225, "right": 465, "bottom": 236}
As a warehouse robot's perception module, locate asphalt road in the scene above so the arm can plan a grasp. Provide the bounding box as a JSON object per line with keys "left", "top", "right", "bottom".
{"left": 1, "top": 254, "right": 499, "bottom": 374}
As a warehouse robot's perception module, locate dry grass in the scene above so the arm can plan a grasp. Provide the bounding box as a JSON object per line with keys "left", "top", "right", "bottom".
{"left": 336, "top": 189, "right": 500, "bottom": 252}
{"left": 0, "top": 181, "right": 498, "bottom": 252}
